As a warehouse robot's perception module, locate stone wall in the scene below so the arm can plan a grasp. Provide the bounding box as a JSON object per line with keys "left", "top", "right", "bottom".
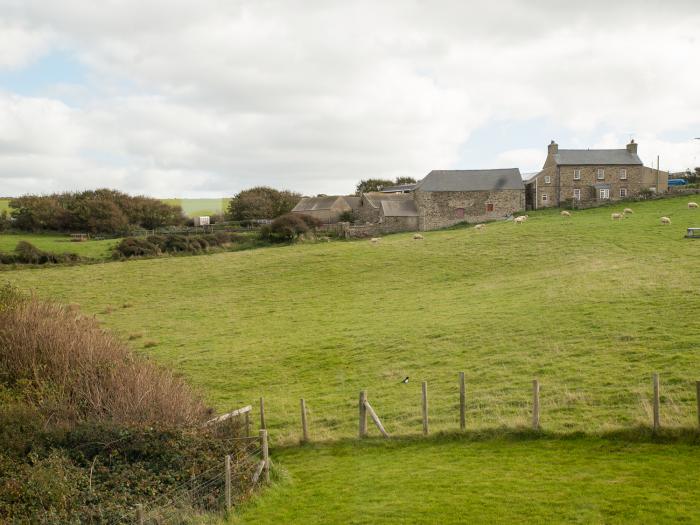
{"left": 414, "top": 189, "right": 524, "bottom": 231}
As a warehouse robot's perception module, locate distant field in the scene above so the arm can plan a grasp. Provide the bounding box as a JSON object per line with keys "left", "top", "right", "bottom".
{"left": 0, "top": 198, "right": 10, "bottom": 213}
{"left": 4, "top": 196, "right": 700, "bottom": 523}
{"left": 0, "top": 233, "right": 118, "bottom": 259}
{"left": 162, "top": 198, "right": 230, "bottom": 217}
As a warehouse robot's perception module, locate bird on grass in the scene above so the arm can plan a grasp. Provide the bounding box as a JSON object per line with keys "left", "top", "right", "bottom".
{"left": 401, "top": 377, "right": 409, "bottom": 384}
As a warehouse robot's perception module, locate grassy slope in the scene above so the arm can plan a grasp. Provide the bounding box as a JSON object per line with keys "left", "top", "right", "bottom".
{"left": 162, "top": 198, "right": 229, "bottom": 217}
{"left": 4, "top": 196, "right": 700, "bottom": 522}
{"left": 0, "top": 233, "right": 118, "bottom": 259}
{"left": 0, "top": 198, "right": 9, "bottom": 213}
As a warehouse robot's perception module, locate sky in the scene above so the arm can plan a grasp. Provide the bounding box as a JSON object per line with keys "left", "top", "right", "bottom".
{"left": 1, "top": 1, "right": 699, "bottom": 198}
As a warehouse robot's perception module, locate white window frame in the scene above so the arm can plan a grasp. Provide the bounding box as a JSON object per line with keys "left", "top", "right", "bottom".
{"left": 620, "top": 188, "right": 627, "bottom": 198}
{"left": 599, "top": 188, "right": 610, "bottom": 200}
{"left": 596, "top": 168, "right": 605, "bottom": 180}
{"left": 541, "top": 193, "right": 548, "bottom": 202}
{"left": 619, "top": 168, "right": 627, "bottom": 180}
{"left": 573, "top": 169, "right": 581, "bottom": 180}
{"left": 544, "top": 175, "right": 551, "bottom": 184}
{"left": 573, "top": 188, "right": 581, "bottom": 201}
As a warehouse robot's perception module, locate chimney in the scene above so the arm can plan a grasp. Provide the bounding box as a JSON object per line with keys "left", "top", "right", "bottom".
{"left": 626, "top": 139, "right": 638, "bottom": 154}
{"left": 548, "top": 140, "right": 558, "bottom": 155}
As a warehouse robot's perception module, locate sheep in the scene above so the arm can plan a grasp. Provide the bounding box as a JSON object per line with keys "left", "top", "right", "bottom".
{"left": 514, "top": 216, "right": 527, "bottom": 224}
{"left": 370, "top": 237, "right": 381, "bottom": 244}
{"left": 660, "top": 216, "right": 671, "bottom": 225}
{"left": 474, "top": 224, "right": 485, "bottom": 230}
{"left": 689, "top": 202, "right": 698, "bottom": 209}
{"left": 560, "top": 210, "right": 571, "bottom": 217}
{"left": 623, "top": 208, "right": 633, "bottom": 214}
{"left": 413, "top": 233, "right": 424, "bottom": 240}
{"left": 611, "top": 213, "right": 624, "bottom": 220}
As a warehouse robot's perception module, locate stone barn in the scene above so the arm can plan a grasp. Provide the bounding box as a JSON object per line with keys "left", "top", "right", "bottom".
{"left": 413, "top": 169, "right": 525, "bottom": 230}
{"left": 291, "top": 195, "right": 360, "bottom": 223}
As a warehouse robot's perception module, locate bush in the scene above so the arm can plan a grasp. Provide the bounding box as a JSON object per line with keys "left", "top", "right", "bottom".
{"left": 226, "top": 187, "right": 301, "bottom": 221}
{"left": 338, "top": 210, "right": 356, "bottom": 223}
{"left": 114, "top": 238, "right": 160, "bottom": 258}
{"left": 114, "top": 232, "right": 243, "bottom": 259}
{"left": 260, "top": 213, "right": 311, "bottom": 242}
{"left": 0, "top": 242, "right": 81, "bottom": 265}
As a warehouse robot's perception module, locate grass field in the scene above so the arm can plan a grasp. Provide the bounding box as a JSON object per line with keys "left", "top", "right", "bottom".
{"left": 162, "top": 198, "right": 230, "bottom": 217}
{"left": 0, "top": 233, "right": 119, "bottom": 259}
{"left": 4, "top": 195, "right": 700, "bottom": 522}
{"left": 0, "top": 198, "right": 10, "bottom": 213}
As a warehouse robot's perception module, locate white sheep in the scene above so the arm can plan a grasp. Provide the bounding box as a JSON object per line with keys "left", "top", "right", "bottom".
{"left": 560, "top": 210, "right": 571, "bottom": 217}
{"left": 370, "top": 237, "right": 381, "bottom": 243}
{"left": 611, "top": 213, "right": 624, "bottom": 220}
{"left": 623, "top": 208, "right": 633, "bottom": 214}
{"left": 514, "top": 216, "right": 527, "bottom": 224}
{"left": 474, "top": 224, "right": 485, "bottom": 230}
{"left": 413, "top": 233, "right": 424, "bottom": 240}
{"left": 660, "top": 216, "right": 671, "bottom": 225}
{"left": 688, "top": 202, "right": 698, "bottom": 209}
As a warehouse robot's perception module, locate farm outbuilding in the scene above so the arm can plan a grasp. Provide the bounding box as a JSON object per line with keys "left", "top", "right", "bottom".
{"left": 291, "top": 195, "right": 360, "bottom": 224}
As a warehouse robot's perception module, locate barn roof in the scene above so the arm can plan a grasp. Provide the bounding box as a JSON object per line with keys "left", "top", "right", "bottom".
{"left": 381, "top": 199, "right": 418, "bottom": 217}
{"left": 416, "top": 169, "right": 524, "bottom": 192}
{"left": 362, "top": 192, "right": 414, "bottom": 208}
{"left": 554, "top": 149, "right": 642, "bottom": 166}
{"left": 292, "top": 196, "right": 343, "bottom": 212}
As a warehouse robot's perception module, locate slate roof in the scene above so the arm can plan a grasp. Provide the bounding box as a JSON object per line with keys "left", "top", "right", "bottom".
{"left": 381, "top": 199, "right": 418, "bottom": 217}
{"left": 292, "top": 196, "right": 343, "bottom": 212}
{"left": 343, "top": 196, "right": 361, "bottom": 210}
{"left": 554, "top": 149, "right": 642, "bottom": 166}
{"left": 362, "top": 192, "right": 414, "bottom": 208}
{"left": 379, "top": 183, "right": 418, "bottom": 193}
{"left": 416, "top": 169, "right": 524, "bottom": 192}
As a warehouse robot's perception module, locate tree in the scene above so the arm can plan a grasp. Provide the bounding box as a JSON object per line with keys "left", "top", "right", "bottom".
{"left": 226, "top": 187, "right": 301, "bottom": 221}
{"left": 355, "top": 179, "right": 394, "bottom": 195}
{"left": 394, "top": 176, "right": 417, "bottom": 185}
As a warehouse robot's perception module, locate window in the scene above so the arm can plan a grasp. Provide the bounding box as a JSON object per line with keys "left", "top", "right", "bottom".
{"left": 619, "top": 168, "right": 627, "bottom": 180}
{"left": 542, "top": 194, "right": 548, "bottom": 202}
{"left": 573, "top": 188, "right": 581, "bottom": 200}
{"left": 599, "top": 188, "right": 610, "bottom": 200}
{"left": 544, "top": 175, "right": 551, "bottom": 184}
{"left": 573, "top": 169, "right": 581, "bottom": 180}
{"left": 620, "top": 188, "right": 627, "bottom": 198}
{"left": 486, "top": 203, "right": 494, "bottom": 212}
{"left": 455, "top": 208, "right": 465, "bottom": 219}
{"left": 596, "top": 168, "right": 605, "bottom": 180}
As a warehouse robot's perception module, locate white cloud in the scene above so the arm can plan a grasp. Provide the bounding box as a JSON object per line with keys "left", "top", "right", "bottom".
{"left": 0, "top": 1, "right": 699, "bottom": 196}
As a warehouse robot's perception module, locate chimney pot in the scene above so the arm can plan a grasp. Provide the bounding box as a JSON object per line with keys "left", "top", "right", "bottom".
{"left": 548, "top": 140, "right": 558, "bottom": 155}
{"left": 626, "top": 139, "right": 638, "bottom": 154}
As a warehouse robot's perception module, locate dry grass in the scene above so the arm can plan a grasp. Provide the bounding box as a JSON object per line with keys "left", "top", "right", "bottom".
{"left": 0, "top": 291, "right": 209, "bottom": 427}
{"left": 143, "top": 340, "right": 158, "bottom": 348}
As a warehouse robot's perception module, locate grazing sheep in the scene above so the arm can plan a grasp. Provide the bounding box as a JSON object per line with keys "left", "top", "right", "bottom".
{"left": 474, "top": 224, "right": 485, "bottom": 230}
{"left": 660, "top": 216, "right": 671, "bottom": 225}
{"left": 611, "top": 213, "right": 624, "bottom": 220}
{"left": 370, "top": 237, "right": 381, "bottom": 244}
{"left": 413, "top": 233, "right": 424, "bottom": 240}
{"left": 514, "top": 216, "right": 527, "bottom": 224}
{"left": 623, "top": 208, "right": 633, "bottom": 214}
{"left": 560, "top": 210, "right": 571, "bottom": 217}
{"left": 689, "top": 202, "right": 698, "bottom": 209}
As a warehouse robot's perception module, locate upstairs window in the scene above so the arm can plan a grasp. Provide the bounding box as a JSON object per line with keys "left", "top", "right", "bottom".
{"left": 573, "top": 188, "right": 581, "bottom": 200}
{"left": 544, "top": 175, "right": 551, "bottom": 184}
{"left": 619, "top": 168, "right": 627, "bottom": 180}
{"left": 573, "top": 169, "right": 581, "bottom": 180}
{"left": 486, "top": 203, "right": 494, "bottom": 212}
{"left": 596, "top": 168, "right": 605, "bottom": 180}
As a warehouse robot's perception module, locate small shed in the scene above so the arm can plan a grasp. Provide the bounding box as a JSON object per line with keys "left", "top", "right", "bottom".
{"left": 194, "top": 216, "right": 210, "bottom": 227}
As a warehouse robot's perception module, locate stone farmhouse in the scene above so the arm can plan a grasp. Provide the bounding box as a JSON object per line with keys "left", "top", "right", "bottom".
{"left": 292, "top": 168, "right": 525, "bottom": 233}
{"left": 525, "top": 140, "right": 669, "bottom": 209}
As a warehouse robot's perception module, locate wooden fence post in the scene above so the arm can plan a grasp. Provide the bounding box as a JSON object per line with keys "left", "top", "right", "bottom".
{"left": 244, "top": 411, "right": 251, "bottom": 438}
{"left": 225, "top": 455, "right": 232, "bottom": 512}
{"left": 300, "top": 398, "right": 309, "bottom": 443}
{"left": 696, "top": 381, "right": 700, "bottom": 429}
{"left": 653, "top": 373, "right": 660, "bottom": 432}
{"left": 359, "top": 390, "right": 367, "bottom": 438}
{"left": 136, "top": 504, "right": 144, "bottom": 525}
{"left": 459, "top": 372, "right": 466, "bottom": 431}
{"left": 259, "top": 397, "right": 266, "bottom": 430}
{"left": 260, "top": 429, "right": 270, "bottom": 483}
{"left": 422, "top": 381, "right": 429, "bottom": 436}
{"left": 532, "top": 379, "right": 540, "bottom": 430}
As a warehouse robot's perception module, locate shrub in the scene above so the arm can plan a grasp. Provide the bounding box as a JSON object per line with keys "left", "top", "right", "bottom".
{"left": 227, "top": 186, "right": 301, "bottom": 221}
{"left": 113, "top": 238, "right": 160, "bottom": 258}
{"left": 260, "top": 213, "right": 311, "bottom": 242}
{"left": 338, "top": 210, "right": 356, "bottom": 223}
{"left": 0, "top": 242, "right": 81, "bottom": 265}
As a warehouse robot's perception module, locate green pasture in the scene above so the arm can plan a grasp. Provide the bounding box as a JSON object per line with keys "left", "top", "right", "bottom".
{"left": 4, "top": 195, "right": 700, "bottom": 523}
{"left": 162, "top": 198, "right": 230, "bottom": 217}
{"left": 0, "top": 233, "right": 118, "bottom": 260}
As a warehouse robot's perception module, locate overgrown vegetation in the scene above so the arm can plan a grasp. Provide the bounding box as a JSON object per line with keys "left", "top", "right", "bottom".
{"left": 9, "top": 189, "right": 185, "bottom": 234}
{"left": 114, "top": 231, "right": 244, "bottom": 259}
{"left": 0, "top": 241, "right": 81, "bottom": 265}
{"left": 226, "top": 186, "right": 301, "bottom": 221}
{"left": 0, "top": 285, "right": 256, "bottom": 522}
{"left": 259, "top": 213, "right": 323, "bottom": 242}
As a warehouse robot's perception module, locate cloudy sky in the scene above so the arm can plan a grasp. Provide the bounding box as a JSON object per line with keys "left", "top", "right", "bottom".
{"left": 1, "top": 1, "right": 699, "bottom": 197}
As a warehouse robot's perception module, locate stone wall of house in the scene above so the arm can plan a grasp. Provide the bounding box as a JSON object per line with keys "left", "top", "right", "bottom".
{"left": 528, "top": 164, "right": 669, "bottom": 209}
{"left": 414, "top": 189, "right": 524, "bottom": 231}
{"left": 381, "top": 215, "right": 419, "bottom": 233}
{"left": 356, "top": 196, "right": 381, "bottom": 224}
